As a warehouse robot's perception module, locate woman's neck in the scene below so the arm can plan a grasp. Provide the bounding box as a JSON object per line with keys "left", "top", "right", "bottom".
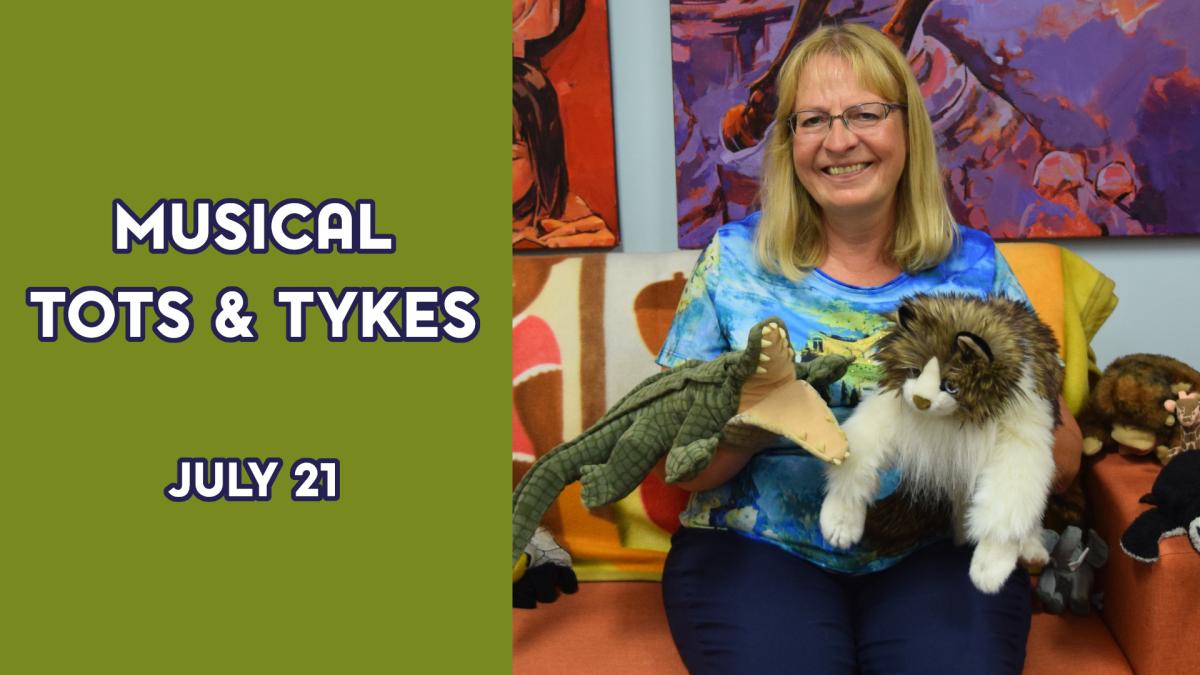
{"left": 819, "top": 214, "right": 901, "bottom": 287}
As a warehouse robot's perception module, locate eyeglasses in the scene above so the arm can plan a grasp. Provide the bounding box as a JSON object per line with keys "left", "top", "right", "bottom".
{"left": 788, "top": 102, "right": 906, "bottom": 135}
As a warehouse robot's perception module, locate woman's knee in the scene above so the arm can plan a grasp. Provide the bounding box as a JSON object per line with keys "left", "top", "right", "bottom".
{"left": 662, "top": 529, "right": 857, "bottom": 675}
{"left": 855, "top": 543, "right": 1031, "bottom": 675}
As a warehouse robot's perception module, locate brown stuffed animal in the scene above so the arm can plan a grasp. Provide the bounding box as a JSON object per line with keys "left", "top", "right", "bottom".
{"left": 1078, "top": 354, "right": 1200, "bottom": 464}
{"left": 1162, "top": 391, "right": 1200, "bottom": 463}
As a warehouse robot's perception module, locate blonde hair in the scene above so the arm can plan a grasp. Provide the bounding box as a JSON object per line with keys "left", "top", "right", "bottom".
{"left": 755, "top": 23, "right": 956, "bottom": 279}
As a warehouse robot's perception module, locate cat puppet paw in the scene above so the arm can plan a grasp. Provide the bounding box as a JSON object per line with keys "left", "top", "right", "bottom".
{"left": 819, "top": 497, "right": 866, "bottom": 549}
{"left": 970, "top": 539, "right": 1021, "bottom": 594}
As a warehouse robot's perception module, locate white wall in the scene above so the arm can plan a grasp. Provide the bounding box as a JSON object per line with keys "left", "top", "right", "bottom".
{"left": 1055, "top": 239, "right": 1195, "bottom": 368}
{"left": 606, "top": 0, "right": 1199, "bottom": 370}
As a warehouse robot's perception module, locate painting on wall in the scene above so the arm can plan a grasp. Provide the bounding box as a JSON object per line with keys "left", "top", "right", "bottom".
{"left": 513, "top": 0, "right": 620, "bottom": 250}
{"left": 671, "top": 0, "right": 1200, "bottom": 247}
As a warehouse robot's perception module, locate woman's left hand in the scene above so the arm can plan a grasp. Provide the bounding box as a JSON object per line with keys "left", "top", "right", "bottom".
{"left": 536, "top": 216, "right": 615, "bottom": 248}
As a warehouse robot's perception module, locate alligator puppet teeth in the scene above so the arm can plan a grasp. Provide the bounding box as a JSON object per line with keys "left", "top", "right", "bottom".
{"left": 511, "top": 317, "right": 852, "bottom": 569}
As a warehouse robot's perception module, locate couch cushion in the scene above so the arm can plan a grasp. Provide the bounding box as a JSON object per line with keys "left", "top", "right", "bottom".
{"left": 1086, "top": 453, "right": 1200, "bottom": 675}
{"left": 513, "top": 582, "right": 686, "bottom": 674}
{"left": 1025, "top": 613, "right": 1132, "bottom": 675}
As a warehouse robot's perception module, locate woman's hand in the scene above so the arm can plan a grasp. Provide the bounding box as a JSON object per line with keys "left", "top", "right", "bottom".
{"left": 537, "top": 216, "right": 615, "bottom": 248}
{"left": 657, "top": 323, "right": 800, "bottom": 492}
{"left": 513, "top": 225, "right": 541, "bottom": 246}
{"left": 540, "top": 214, "right": 606, "bottom": 234}
{"left": 660, "top": 444, "right": 761, "bottom": 492}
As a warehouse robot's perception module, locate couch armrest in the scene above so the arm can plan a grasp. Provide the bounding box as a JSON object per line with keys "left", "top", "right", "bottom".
{"left": 1084, "top": 454, "right": 1200, "bottom": 674}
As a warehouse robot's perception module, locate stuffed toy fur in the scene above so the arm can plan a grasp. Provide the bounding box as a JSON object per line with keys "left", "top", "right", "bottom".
{"left": 1120, "top": 450, "right": 1200, "bottom": 562}
{"left": 820, "top": 293, "right": 1062, "bottom": 594}
{"left": 1077, "top": 354, "right": 1200, "bottom": 464}
{"left": 512, "top": 317, "right": 852, "bottom": 575}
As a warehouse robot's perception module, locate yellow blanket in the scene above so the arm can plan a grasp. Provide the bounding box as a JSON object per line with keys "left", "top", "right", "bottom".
{"left": 997, "top": 243, "right": 1118, "bottom": 414}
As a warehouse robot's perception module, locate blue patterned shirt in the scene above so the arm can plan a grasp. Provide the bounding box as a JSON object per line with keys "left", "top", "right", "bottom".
{"left": 656, "top": 212, "right": 1028, "bottom": 574}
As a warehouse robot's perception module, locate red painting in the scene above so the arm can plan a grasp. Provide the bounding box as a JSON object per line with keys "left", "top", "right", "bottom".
{"left": 513, "top": 0, "right": 620, "bottom": 250}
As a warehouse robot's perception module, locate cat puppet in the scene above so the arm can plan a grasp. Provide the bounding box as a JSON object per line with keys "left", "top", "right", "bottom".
{"left": 820, "top": 293, "right": 1063, "bottom": 593}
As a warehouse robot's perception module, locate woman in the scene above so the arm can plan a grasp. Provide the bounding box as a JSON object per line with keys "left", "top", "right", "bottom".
{"left": 512, "top": 57, "right": 615, "bottom": 249}
{"left": 656, "top": 24, "right": 1081, "bottom": 674}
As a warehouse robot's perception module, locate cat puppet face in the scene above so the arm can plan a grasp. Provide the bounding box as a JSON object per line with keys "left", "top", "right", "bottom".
{"left": 898, "top": 353, "right": 969, "bottom": 418}
{"left": 874, "top": 293, "right": 1060, "bottom": 426}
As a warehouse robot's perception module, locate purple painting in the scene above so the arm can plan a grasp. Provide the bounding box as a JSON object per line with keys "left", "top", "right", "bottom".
{"left": 671, "top": 0, "right": 1200, "bottom": 247}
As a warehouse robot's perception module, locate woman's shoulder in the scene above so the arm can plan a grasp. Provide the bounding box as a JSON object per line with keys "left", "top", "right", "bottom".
{"left": 909, "top": 224, "right": 1002, "bottom": 293}
{"left": 937, "top": 224, "right": 999, "bottom": 272}
{"left": 713, "top": 211, "right": 761, "bottom": 244}
{"left": 955, "top": 223, "right": 997, "bottom": 248}
{"left": 704, "top": 212, "right": 763, "bottom": 266}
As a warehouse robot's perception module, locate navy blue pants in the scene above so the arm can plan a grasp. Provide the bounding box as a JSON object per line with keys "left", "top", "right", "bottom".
{"left": 662, "top": 528, "right": 1030, "bottom": 674}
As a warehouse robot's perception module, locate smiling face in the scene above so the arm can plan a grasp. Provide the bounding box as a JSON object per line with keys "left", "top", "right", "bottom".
{"left": 791, "top": 54, "right": 907, "bottom": 229}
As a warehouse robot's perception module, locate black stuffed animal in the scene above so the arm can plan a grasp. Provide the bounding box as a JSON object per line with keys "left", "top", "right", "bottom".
{"left": 1120, "top": 451, "right": 1200, "bottom": 562}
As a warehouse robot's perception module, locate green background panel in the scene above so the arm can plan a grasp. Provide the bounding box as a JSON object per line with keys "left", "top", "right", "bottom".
{"left": 2, "top": 3, "right": 509, "bottom": 671}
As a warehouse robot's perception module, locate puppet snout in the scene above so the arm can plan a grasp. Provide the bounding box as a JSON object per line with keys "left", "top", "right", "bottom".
{"left": 901, "top": 357, "right": 946, "bottom": 414}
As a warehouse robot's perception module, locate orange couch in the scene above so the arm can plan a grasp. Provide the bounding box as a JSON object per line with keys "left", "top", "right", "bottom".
{"left": 512, "top": 244, "right": 1199, "bottom": 674}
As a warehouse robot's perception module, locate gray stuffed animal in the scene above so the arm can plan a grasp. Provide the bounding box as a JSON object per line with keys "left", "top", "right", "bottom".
{"left": 1036, "top": 526, "right": 1108, "bottom": 614}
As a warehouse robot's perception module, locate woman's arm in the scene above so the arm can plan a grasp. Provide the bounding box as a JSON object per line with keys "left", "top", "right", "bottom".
{"left": 648, "top": 347, "right": 790, "bottom": 493}
{"left": 653, "top": 443, "right": 761, "bottom": 492}
{"left": 649, "top": 366, "right": 752, "bottom": 491}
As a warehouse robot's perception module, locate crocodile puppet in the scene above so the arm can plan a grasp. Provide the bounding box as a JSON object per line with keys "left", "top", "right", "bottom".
{"left": 512, "top": 317, "right": 852, "bottom": 571}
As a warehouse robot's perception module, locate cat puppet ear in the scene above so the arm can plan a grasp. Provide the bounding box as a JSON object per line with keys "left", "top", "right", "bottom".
{"left": 956, "top": 331, "right": 994, "bottom": 363}
{"left": 896, "top": 303, "right": 917, "bottom": 330}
